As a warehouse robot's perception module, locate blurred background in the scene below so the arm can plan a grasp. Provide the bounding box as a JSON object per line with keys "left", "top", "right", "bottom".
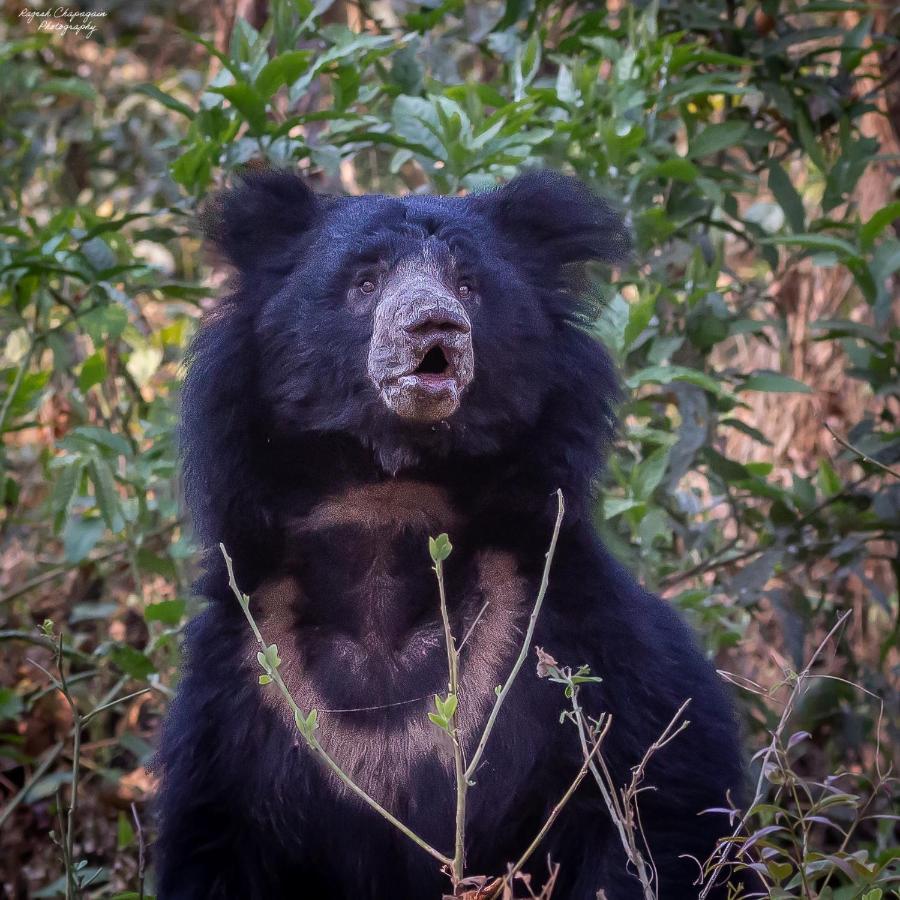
{"left": 0, "top": 1, "right": 898, "bottom": 897}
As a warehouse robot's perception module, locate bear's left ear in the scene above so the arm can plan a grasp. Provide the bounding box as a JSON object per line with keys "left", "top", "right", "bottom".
{"left": 200, "top": 169, "right": 323, "bottom": 277}
{"left": 470, "top": 170, "right": 631, "bottom": 266}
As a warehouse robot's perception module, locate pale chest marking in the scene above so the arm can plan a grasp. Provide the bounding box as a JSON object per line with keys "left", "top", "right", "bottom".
{"left": 246, "top": 483, "right": 529, "bottom": 806}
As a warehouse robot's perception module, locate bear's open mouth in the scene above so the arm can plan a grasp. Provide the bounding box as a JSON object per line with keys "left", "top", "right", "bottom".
{"left": 415, "top": 345, "right": 450, "bottom": 377}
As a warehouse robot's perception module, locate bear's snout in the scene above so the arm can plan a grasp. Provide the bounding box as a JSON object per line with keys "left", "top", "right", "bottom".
{"left": 367, "top": 260, "right": 475, "bottom": 423}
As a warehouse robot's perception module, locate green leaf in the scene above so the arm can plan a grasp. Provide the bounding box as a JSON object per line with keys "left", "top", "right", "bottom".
{"left": 80, "top": 304, "right": 128, "bottom": 344}
{"left": 259, "top": 674, "right": 273, "bottom": 685}
{"left": 117, "top": 811, "right": 135, "bottom": 850}
{"left": 767, "top": 162, "right": 804, "bottom": 233}
{"left": 144, "top": 599, "right": 187, "bottom": 626}
{"left": 63, "top": 516, "right": 105, "bottom": 563}
{"left": 210, "top": 84, "right": 268, "bottom": 134}
{"left": 0, "top": 687, "right": 23, "bottom": 720}
{"left": 256, "top": 51, "right": 313, "bottom": 98}
{"left": 49, "top": 460, "right": 82, "bottom": 522}
{"left": 78, "top": 351, "right": 106, "bottom": 392}
{"left": 72, "top": 425, "right": 130, "bottom": 457}
{"left": 428, "top": 533, "right": 453, "bottom": 563}
{"left": 110, "top": 645, "right": 157, "bottom": 680}
{"left": 434, "top": 692, "right": 458, "bottom": 720}
{"left": 170, "top": 143, "right": 214, "bottom": 191}
{"left": 632, "top": 447, "right": 670, "bottom": 500}
{"left": 88, "top": 457, "right": 122, "bottom": 530}
{"left": 689, "top": 121, "right": 749, "bottom": 158}
{"left": 860, "top": 201, "right": 900, "bottom": 250}
{"left": 135, "top": 83, "right": 196, "bottom": 118}
{"left": 294, "top": 707, "right": 318, "bottom": 737}
{"left": 625, "top": 365, "right": 725, "bottom": 396}
{"left": 760, "top": 234, "right": 859, "bottom": 259}
{"left": 603, "top": 497, "right": 643, "bottom": 519}
{"left": 738, "top": 372, "right": 812, "bottom": 394}
{"left": 703, "top": 448, "right": 754, "bottom": 481}
{"left": 624, "top": 291, "right": 656, "bottom": 348}
{"left": 648, "top": 157, "right": 699, "bottom": 183}
{"left": 136, "top": 549, "right": 177, "bottom": 579}
{"left": 40, "top": 78, "right": 97, "bottom": 100}
{"left": 817, "top": 459, "right": 842, "bottom": 497}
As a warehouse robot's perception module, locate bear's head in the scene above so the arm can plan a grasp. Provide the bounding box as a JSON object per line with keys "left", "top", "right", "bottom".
{"left": 185, "top": 171, "right": 629, "bottom": 557}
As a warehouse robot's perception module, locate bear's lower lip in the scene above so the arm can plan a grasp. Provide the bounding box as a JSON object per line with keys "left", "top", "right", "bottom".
{"left": 398, "top": 373, "right": 458, "bottom": 396}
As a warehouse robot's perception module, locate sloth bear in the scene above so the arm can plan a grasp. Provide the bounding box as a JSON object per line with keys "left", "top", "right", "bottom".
{"left": 154, "top": 170, "right": 746, "bottom": 899}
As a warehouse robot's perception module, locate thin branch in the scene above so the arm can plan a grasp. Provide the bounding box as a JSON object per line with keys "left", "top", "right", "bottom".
{"left": 220, "top": 543, "right": 452, "bottom": 869}
{"left": 0, "top": 631, "right": 94, "bottom": 663}
{"left": 826, "top": 423, "right": 900, "bottom": 480}
{"left": 434, "top": 548, "right": 467, "bottom": 886}
{"left": 131, "top": 801, "right": 146, "bottom": 900}
{"left": 569, "top": 686, "right": 657, "bottom": 899}
{"left": 458, "top": 600, "right": 490, "bottom": 652}
{"left": 699, "top": 610, "right": 852, "bottom": 896}
{"left": 493, "top": 720, "right": 611, "bottom": 897}
{"left": 465, "top": 490, "right": 565, "bottom": 782}
{"left": 82, "top": 688, "right": 150, "bottom": 725}
{"left": 0, "top": 741, "right": 65, "bottom": 830}
{"left": 0, "top": 521, "right": 181, "bottom": 605}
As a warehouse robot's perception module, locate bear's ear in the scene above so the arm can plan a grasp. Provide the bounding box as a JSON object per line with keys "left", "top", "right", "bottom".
{"left": 471, "top": 170, "right": 631, "bottom": 266}
{"left": 200, "top": 170, "right": 322, "bottom": 276}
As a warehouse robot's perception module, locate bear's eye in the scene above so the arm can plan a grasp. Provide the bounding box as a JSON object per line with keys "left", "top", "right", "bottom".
{"left": 359, "top": 279, "right": 376, "bottom": 294}
{"left": 458, "top": 282, "right": 473, "bottom": 299}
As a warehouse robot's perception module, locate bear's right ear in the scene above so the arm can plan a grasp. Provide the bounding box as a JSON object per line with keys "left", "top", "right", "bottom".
{"left": 470, "top": 170, "right": 631, "bottom": 267}
{"left": 200, "top": 170, "right": 321, "bottom": 276}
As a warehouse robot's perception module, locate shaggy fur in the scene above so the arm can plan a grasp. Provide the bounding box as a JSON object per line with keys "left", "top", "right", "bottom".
{"left": 154, "top": 171, "right": 746, "bottom": 899}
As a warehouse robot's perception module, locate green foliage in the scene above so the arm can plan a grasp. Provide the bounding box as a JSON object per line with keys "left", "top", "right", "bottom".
{"left": 428, "top": 692, "right": 459, "bottom": 733}
{"left": 1, "top": 1, "right": 898, "bottom": 896}
{"left": 429, "top": 532, "right": 454, "bottom": 563}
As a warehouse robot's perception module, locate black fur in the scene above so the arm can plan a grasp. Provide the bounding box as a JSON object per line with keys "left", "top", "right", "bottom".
{"left": 155, "top": 171, "right": 746, "bottom": 899}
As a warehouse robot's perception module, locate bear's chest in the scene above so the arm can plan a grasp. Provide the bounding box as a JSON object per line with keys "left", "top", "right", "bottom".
{"left": 246, "top": 481, "right": 530, "bottom": 807}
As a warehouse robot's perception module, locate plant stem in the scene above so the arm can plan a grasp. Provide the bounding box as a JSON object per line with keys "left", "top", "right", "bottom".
{"left": 465, "top": 489, "right": 565, "bottom": 783}
{"left": 0, "top": 741, "right": 65, "bottom": 830}
{"left": 0, "top": 520, "right": 181, "bottom": 606}
{"left": 50, "top": 635, "right": 81, "bottom": 900}
{"left": 435, "top": 553, "right": 467, "bottom": 886}
{"left": 131, "top": 802, "right": 146, "bottom": 900}
{"left": 220, "top": 544, "right": 452, "bottom": 869}
{"left": 0, "top": 337, "right": 37, "bottom": 438}
{"left": 82, "top": 688, "right": 150, "bottom": 724}
{"left": 825, "top": 423, "right": 900, "bottom": 480}
{"left": 699, "top": 610, "right": 852, "bottom": 897}
{"left": 491, "top": 720, "right": 610, "bottom": 898}
{"left": 568, "top": 682, "right": 656, "bottom": 899}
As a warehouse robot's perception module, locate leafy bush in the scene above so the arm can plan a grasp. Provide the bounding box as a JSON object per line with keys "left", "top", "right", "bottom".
{"left": 0, "top": 1, "right": 897, "bottom": 896}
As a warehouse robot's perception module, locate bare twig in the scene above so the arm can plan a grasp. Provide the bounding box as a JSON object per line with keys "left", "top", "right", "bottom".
{"left": 55, "top": 636, "right": 82, "bottom": 900}
{"left": 458, "top": 600, "right": 490, "bottom": 652}
{"left": 0, "top": 521, "right": 181, "bottom": 605}
{"left": 131, "top": 801, "right": 146, "bottom": 900}
{"left": 826, "top": 423, "right": 900, "bottom": 480}
{"left": 493, "top": 717, "right": 612, "bottom": 897}
{"left": 0, "top": 630, "right": 93, "bottom": 662}
{"left": 0, "top": 741, "right": 65, "bottom": 830}
{"left": 82, "top": 688, "right": 150, "bottom": 725}
{"left": 434, "top": 545, "right": 468, "bottom": 886}
{"left": 465, "top": 490, "right": 565, "bottom": 783}
{"left": 698, "top": 610, "right": 853, "bottom": 896}
{"left": 538, "top": 656, "right": 688, "bottom": 900}
{"left": 220, "top": 543, "right": 452, "bottom": 869}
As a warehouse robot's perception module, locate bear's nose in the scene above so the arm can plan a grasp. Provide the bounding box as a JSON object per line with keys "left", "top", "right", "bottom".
{"left": 403, "top": 305, "right": 471, "bottom": 336}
